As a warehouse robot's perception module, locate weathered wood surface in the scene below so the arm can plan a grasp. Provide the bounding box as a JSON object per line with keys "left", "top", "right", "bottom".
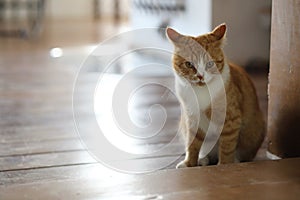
{"left": 1, "top": 159, "right": 299, "bottom": 200}
{"left": 268, "top": 0, "right": 300, "bottom": 158}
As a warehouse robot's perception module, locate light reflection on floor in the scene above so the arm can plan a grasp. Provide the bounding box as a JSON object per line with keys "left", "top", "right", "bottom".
{"left": 93, "top": 68, "right": 181, "bottom": 156}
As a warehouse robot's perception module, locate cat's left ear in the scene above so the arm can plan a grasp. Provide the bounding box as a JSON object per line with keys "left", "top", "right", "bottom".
{"left": 211, "top": 23, "right": 227, "bottom": 42}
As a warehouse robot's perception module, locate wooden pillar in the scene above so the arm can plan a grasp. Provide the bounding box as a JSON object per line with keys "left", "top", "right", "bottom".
{"left": 268, "top": 0, "right": 300, "bottom": 158}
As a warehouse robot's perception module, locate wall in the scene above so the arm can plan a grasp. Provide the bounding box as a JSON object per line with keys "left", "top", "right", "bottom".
{"left": 130, "top": 0, "right": 212, "bottom": 35}
{"left": 212, "top": 0, "right": 271, "bottom": 66}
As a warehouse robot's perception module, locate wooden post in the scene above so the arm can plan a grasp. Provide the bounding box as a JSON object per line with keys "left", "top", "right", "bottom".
{"left": 268, "top": 0, "right": 300, "bottom": 158}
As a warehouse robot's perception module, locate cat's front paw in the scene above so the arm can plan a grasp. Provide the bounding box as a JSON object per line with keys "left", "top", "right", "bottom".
{"left": 176, "top": 160, "right": 189, "bottom": 169}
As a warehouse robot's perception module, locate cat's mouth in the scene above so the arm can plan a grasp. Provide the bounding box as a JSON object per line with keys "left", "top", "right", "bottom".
{"left": 190, "top": 74, "right": 205, "bottom": 84}
{"left": 191, "top": 77, "right": 205, "bottom": 84}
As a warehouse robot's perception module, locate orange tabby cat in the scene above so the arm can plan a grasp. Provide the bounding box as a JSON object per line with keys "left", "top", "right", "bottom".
{"left": 166, "top": 24, "right": 265, "bottom": 168}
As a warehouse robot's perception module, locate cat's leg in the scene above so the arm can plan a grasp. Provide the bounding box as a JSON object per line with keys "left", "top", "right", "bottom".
{"left": 176, "top": 130, "right": 204, "bottom": 168}
{"left": 218, "top": 116, "right": 241, "bottom": 164}
{"left": 236, "top": 115, "right": 265, "bottom": 162}
{"left": 198, "top": 141, "right": 219, "bottom": 166}
{"left": 176, "top": 111, "right": 205, "bottom": 168}
{"left": 218, "top": 131, "right": 239, "bottom": 164}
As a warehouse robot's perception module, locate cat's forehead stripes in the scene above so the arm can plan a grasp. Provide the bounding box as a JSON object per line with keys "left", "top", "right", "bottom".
{"left": 175, "top": 37, "right": 212, "bottom": 63}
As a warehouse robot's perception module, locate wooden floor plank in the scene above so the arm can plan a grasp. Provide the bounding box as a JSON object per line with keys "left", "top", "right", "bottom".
{"left": 0, "top": 163, "right": 113, "bottom": 186}
{"left": 0, "top": 143, "right": 185, "bottom": 172}
{"left": 0, "top": 158, "right": 299, "bottom": 200}
{"left": 0, "top": 125, "right": 77, "bottom": 143}
{"left": 0, "top": 155, "right": 184, "bottom": 186}
{"left": 0, "top": 138, "right": 84, "bottom": 157}
{"left": 0, "top": 150, "right": 96, "bottom": 172}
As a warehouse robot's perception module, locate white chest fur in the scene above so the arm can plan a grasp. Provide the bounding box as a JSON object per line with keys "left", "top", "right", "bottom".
{"left": 175, "top": 79, "right": 211, "bottom": 111}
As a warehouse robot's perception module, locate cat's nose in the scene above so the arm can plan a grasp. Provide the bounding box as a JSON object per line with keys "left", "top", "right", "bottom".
{"left": 197, "top": 74, "right": 203, "bottom": 80}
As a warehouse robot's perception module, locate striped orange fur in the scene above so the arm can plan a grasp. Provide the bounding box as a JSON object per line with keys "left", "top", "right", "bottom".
{"left": 166, "top": 24, "right": 265, "bottom": 168}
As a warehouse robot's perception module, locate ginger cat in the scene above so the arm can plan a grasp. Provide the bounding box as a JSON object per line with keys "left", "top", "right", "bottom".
{"left": 166, "top": 24, "right": 265, "bottom": 168}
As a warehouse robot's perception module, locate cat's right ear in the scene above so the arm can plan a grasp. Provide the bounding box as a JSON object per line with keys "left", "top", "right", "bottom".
{"left": 166, "top": 27, "right": 182, "bottom": 44}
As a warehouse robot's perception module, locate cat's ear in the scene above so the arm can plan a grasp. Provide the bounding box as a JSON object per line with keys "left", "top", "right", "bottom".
{"left": 211, "top": 23, "right": 227, "bottom": 41}
{"left": 166, "top": 27, "right": 182, "bottom": 44}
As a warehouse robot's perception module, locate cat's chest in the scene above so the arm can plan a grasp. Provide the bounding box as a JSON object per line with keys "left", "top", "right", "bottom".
{"left": 175, "top": 79, "right": 212, "bottom": 112}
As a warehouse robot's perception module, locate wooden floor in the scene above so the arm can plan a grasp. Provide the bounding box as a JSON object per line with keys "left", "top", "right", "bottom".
{"left": 0, "top": 19, "right": 299, "bottom": 199}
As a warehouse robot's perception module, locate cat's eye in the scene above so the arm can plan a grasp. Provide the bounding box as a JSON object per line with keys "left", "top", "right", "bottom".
{"left": 205, "top": 61, "right": 215, "bottom": 70}
{"left": 185, "top": 61, "right": 195, "bottom": 68}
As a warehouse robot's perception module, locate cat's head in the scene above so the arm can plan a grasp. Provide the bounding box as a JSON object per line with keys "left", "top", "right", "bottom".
{"left": 166, "top": 24, "right": 227, "bottom": 85}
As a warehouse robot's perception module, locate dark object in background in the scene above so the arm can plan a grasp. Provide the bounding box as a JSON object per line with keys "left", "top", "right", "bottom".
{"left": 245, "top": 58, "right": 269, "bottom": 74}
{"left": 0, "top": 0, "right": 45, "bottom": 39}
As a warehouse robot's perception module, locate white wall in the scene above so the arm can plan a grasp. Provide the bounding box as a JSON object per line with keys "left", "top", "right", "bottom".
{"left": 130, "top": 0, "right": 212, "bottom": 35}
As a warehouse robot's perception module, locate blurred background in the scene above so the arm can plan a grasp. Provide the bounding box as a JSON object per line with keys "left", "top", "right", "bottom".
{"left": 0, "top": 0, "right": 271, "bottom": 68}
